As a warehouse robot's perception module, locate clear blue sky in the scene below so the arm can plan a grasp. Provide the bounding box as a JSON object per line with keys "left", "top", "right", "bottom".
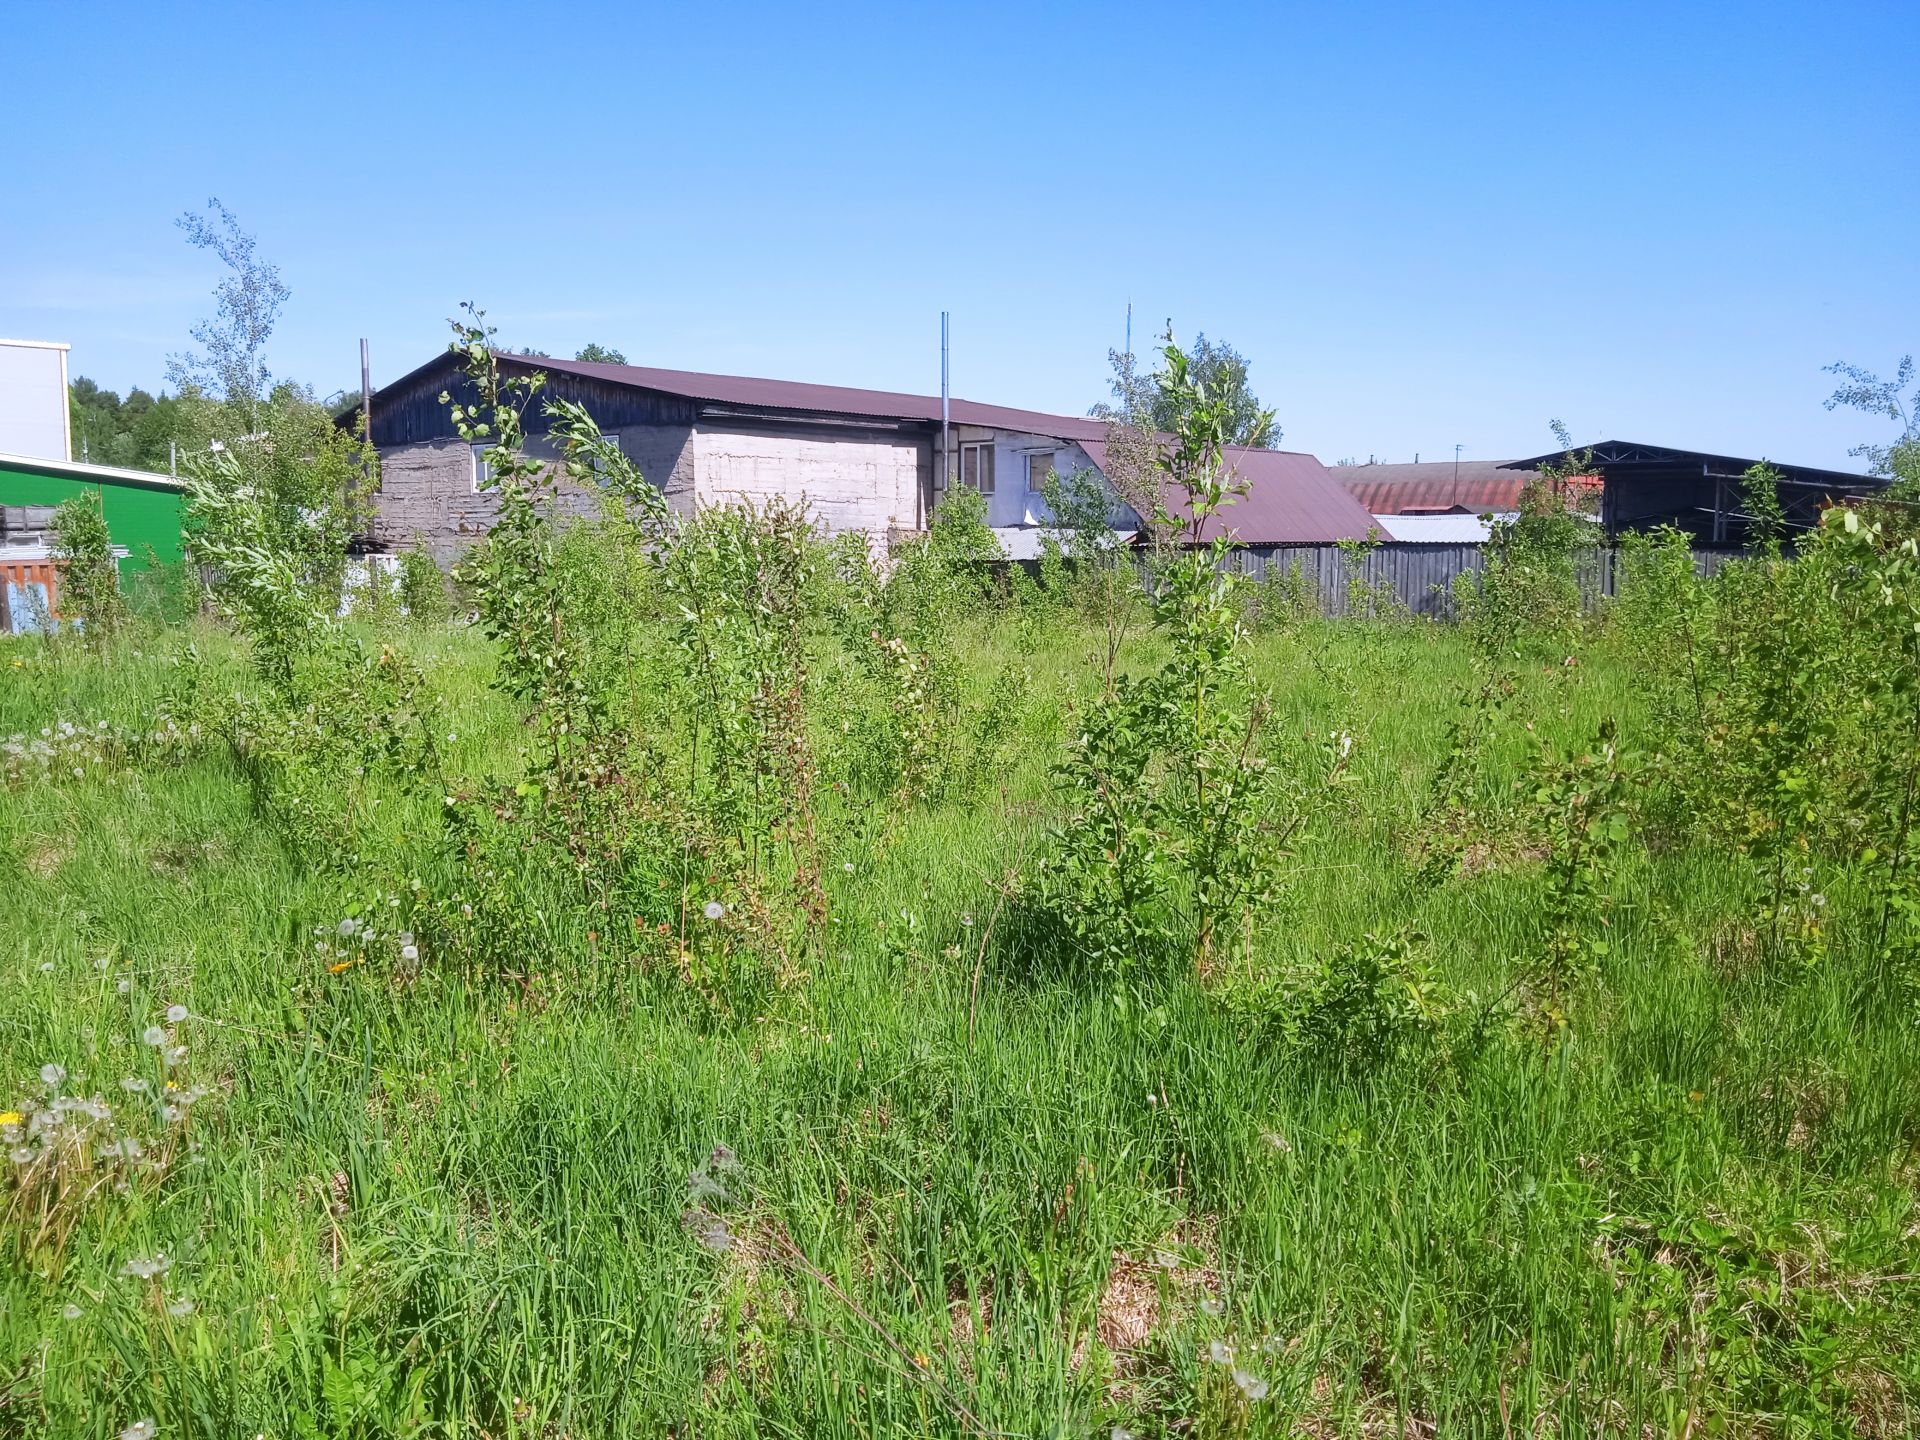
{"left": 6, "top": 1, "right": 1914, "bottom": 470}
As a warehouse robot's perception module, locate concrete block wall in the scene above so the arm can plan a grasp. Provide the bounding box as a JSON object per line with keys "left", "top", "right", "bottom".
{"left": 693, "top": 424, "right": 925, "bottom": 536}
{"left": 372, "top": 424, "right": 697, "bottom": 560}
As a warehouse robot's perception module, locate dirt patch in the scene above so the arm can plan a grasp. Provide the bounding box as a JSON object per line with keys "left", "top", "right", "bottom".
{"left": 1087, "top": 1217, "right": 1223, "bottom": 1370}
{"left": 21, "top": 836, "right": 70, "bottom": 878}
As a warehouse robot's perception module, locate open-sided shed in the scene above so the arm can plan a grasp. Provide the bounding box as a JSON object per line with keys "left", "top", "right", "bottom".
{"left": 1501, "top": 440, "right": 1882, "bottom": 547}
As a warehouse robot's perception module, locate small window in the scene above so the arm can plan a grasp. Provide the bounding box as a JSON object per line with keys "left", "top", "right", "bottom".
{"left": 960, "top": 441, "right": 995, "bottom": 495}
{"left": 471, "top": 443, "right": 491, "bottom": 493}
{"left": 1026, "top": 451, "right": 1054, "bottom": 494}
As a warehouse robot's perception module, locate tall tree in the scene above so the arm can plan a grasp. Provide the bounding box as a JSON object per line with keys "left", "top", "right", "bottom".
{"left": 574, "top": 343, "right": 628, "bottom": 364}
{"left": 1090, "top": 330, "right": 1279, "bottom": 448}
{"left": 170, "top": 201, "right": 372, "bottom": 605}
{"left": 1826, "top": 355, "right": 1919, "bottom": 493}
{"left": 168, "top": 198, "right": 289, "bottom": 436}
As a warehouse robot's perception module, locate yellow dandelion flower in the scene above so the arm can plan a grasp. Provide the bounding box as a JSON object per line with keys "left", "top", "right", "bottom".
{"left": 327, "top": 960, "right": 356, "bottom": 975}
{"left": 0, "top": 1111, "right": 21, "bottom": 1127}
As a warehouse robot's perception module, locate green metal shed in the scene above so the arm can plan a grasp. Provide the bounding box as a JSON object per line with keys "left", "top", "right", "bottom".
{"left": 1, "top": 452, "right": 185, "bottom": 631}
{"left": 0, "top": 451, "right": 185, "bottom": 572}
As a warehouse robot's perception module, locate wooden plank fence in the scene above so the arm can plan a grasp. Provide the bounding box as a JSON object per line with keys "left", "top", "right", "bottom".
{"left": 1225, "top": 544, "right": 1745, "bottom": 620}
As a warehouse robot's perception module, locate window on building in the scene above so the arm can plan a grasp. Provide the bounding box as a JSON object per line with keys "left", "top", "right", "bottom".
{"left": 471, "top": 443, "right": 491, "bottom": 493}
{"left": 960, "top": 440, "right": 995, "bottom": 495}
{"left": 591, "top": 431, "right": 623, "bottom": 473}
{"left": 1026, "top": 450, "right": 1055, "bottom": 494}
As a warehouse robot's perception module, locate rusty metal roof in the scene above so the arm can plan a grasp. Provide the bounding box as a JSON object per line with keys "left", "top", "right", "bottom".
{"left": 1336, "top": 460, "right": 1541, "bottom": 514}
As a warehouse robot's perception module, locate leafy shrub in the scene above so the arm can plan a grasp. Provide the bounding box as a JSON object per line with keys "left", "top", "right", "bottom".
{"left": 1455, "top": 426, "right": 1600, "bottom": 650}
{"left": 49, "top": 489, "right": 125, "bottom": 643}
{"left": 1035, "top": 334, "right": 1301, "bottom": 973}
{"left": 396, "top": 546, "right": 448, "bottom": 622}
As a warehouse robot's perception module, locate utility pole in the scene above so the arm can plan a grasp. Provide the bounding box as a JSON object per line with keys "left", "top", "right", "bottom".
{"left": 940, "top": 311, "right": 950, "bottom": 510}
{"left": 1453, "top": 443, "right": 1462, "bottom": 509}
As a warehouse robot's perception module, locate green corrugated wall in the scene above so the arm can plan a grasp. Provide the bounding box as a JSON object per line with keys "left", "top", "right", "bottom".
{"left": 0, "top": 460, "right": 184, "bottom": 573}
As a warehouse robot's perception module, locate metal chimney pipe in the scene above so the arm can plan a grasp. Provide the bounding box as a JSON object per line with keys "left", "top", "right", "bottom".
{"left": 940, "top": 311, "right": 950, "bottom": 506}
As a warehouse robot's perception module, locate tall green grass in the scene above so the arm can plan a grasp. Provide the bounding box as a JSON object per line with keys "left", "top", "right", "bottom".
{"left": 2, "top": 618, "right": 1914, "bottom": 1438}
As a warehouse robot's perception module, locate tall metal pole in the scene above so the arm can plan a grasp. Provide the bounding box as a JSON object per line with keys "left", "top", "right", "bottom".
{"left": 1453, "top": 443, "right": 1462, "bottom": 509}
{"left": 360, "top": 338, "right": 373, "bottom": 443}
{"left": 940, "top": 311, "right": 950, "bottom": 504}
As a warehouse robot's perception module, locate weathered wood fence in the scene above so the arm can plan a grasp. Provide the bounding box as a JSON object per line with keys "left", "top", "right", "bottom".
{"left": 1229, "top": 544, "right": 1745, "bottom": 620}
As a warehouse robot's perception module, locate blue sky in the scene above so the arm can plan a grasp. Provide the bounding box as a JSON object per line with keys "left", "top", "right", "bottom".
{"left": 5, "top": 1, "right": 1915, "bottom": 470}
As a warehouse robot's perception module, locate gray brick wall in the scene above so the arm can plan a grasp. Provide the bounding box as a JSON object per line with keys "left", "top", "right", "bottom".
{"left": 371, "top": 424, "right": 696, "bottom": 561}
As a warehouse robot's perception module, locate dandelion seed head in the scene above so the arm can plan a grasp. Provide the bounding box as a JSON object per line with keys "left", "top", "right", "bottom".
{"left": 121, "top": 1077, "right": 148, "bottom": 1093}
{"left": 165, "top": 1004, "right": 188, "bottom": 1024}
{"left": 1233, "top": 1369, "right": 1270, "bottom": 1402}
{"left": 61, "top": 1302, "right": 83, "bottom": 1320}
{"left": 166, "top": 1297, "right": 194, "bottom": 1317}
{"left": 117, "top": 979, "right": 131, "bottom": 994}
{"left": 39, "top": 1063, "right": 65, "bottom": 1089}
{"left": 141, "top": 1026, "right": 165, "bottom": 1047}
{"left": 119, "top": 1420, "right": 156, "bottom": 1440}
{"left": 1208, "top": 1338, "right": 1234, "bottom": 1366}
{"left": 702, "top": 900, "right": 725, "bottom": 921}
{"left": 400, "top": 945, "right": 419, "bottom": 963}
{"left": 1199, "top": 1297, "right": 1225, "bottom": 1317}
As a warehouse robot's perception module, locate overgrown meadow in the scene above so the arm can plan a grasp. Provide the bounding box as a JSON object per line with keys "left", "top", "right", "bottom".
{"left": 4, "top": 338, "right": 1919, "bottom": 1439}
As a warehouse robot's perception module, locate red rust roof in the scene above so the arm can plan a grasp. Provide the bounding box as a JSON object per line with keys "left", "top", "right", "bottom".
{"left": 1337, "top": 460, "right": 1537, "bottom": 514}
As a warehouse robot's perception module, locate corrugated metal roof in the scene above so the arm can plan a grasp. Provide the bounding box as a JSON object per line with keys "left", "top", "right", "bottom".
{"left": 1500, "top": 439, "right": 1872, "bottom": 486}
{"left": 990, "top": 526, "right": 1137, "bottom": 562}
{"left": 501, "top": 353, "right": 1116, "bottom": 442}
{"left": 1370, "top": 512, "right": 1499, "bottom": 543}
{"left": 0, "top": 451, "right": 182, "bottom": 492}
{"left": 1337, "top": 460, "right": 1537, "bottom": 514}
{"left": 1082, "top": 439, "right": 1378, "bottom": 545}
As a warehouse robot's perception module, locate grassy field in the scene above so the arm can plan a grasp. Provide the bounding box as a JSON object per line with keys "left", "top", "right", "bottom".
{"left": 3, "top": 607, "right": 1917, "bottom": 1438}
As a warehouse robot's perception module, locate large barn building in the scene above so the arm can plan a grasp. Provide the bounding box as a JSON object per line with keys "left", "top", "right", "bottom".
{"left": 351, "top": 351, "right": 1379, "bottom": 559}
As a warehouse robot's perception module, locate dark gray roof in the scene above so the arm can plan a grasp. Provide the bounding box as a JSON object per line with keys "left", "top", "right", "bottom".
{"left": 1501, "top": 440, "right": 1872, "bottom": 488}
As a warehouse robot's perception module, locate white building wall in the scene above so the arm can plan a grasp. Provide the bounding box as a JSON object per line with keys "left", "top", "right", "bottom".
{"left": 694, "top": 425, "right": 923, "bottom": 537}
{"left": 0, "top": 340, "right": 72, "bottom": 461}
{"left": 939, "top": 430, "right": 1141, "bottom": 531}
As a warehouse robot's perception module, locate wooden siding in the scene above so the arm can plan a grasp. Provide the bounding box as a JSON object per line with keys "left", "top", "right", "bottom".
{"left": 368, "top": 354, "right": 702, "bottom": 448}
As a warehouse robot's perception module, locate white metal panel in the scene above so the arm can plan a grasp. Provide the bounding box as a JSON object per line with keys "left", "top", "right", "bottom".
{"left": 0, "top": 341, "right": 72, "bottom": 461}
